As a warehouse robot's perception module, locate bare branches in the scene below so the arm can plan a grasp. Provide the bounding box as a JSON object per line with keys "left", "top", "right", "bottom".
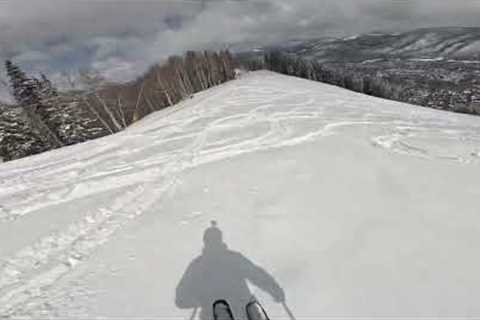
{"left": 95, "top": 94, "right": 123, "bottom": 132}
{"left": 132, "top": 82, "right": 146, "bottom": 123}
{"left": 117, "top": 96, "right": 128, "bottom": 129}
{"left": 83, "top": 97, "right": 115, "bottom": 134}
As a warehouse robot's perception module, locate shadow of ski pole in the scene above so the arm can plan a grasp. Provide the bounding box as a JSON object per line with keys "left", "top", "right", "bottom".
{"left": 189, "top": 307, "right": 198, "bottom": 320}
{"left": 282, "top": 302, "right": 297, "bottom": 320}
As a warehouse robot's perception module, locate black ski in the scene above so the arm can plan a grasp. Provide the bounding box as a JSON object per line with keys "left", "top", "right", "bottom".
{"left": 213, "top": 300, "right": 235, "bottom": 320}
{"left": 246, "top": 301, "right": 270, "bottom": 320}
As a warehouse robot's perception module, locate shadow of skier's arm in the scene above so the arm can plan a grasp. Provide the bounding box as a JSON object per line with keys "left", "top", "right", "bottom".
{"left": 239, "top": 253, "right": 285, "bottom": 303}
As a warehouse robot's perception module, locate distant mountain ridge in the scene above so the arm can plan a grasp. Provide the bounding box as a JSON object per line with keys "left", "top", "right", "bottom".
{"left": 272, "top": 27, "right": 480, "bottom": 63}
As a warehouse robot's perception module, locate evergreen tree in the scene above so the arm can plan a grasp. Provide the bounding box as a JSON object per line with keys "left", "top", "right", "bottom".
{"left": 4, "top": 60, "right": 40, "bottom": 106}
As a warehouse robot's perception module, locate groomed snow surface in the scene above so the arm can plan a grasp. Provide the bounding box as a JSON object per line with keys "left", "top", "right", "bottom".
{"left": 1, "top": 71, "right": 480, "bottom": 319}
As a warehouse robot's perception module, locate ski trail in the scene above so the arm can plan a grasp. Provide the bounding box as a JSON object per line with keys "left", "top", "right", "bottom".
{"left": 0, "top": 84, "right": 236, "bottom": 224}
{"left": 0, "top": 185, "right": 144, "bottom": 315}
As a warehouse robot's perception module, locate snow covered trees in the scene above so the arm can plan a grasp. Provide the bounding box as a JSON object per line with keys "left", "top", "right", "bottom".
{"left": 5, "top": 60, "right": 41, "bottom": 107}
{"left": 5, "top": 61, "right": 59, "bottom": 107}
{"left": 0, "top": 105, "right": 49, "bottom": 161}
{"left": 261, "top": 51, "right": 403, "bottom": 103}
{"left": 4, "top": 60, "right": 64, "bottom": 151}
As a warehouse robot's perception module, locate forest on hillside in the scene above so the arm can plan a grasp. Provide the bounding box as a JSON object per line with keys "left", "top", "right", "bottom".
{"left": 0, "top": 50, "right": 236, "bottom": 162}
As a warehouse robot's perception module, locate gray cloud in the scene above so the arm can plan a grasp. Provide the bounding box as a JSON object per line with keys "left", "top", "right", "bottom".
{"left": 1, "top": 0, "right": 480, "bottom": 99}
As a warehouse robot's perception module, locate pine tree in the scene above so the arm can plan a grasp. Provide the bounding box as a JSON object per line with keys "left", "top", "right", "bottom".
{"left": 4, "top": 60, "right": 40, "bottom": 106}
{"left": 4, "top": 60, "right": 63, "bottom": 147}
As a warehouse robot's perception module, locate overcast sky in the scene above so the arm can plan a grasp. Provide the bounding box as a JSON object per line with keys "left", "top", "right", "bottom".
{"left": 1, "top": 0, "right": 480, "bottom": 90}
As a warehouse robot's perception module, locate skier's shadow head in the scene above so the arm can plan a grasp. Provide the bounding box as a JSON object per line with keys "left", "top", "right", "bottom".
{"left": 175, "top": 221, "right": 285, "bottom": 320}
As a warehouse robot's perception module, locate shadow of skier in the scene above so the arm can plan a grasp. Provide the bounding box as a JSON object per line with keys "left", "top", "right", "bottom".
{"left": 175, "top": 221, "right": 285, "bottom": 320}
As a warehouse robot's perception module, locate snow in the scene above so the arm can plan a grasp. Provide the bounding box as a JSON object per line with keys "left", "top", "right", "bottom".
{"left": 408, "top": 57, "right": 445, "bottom": 62}
{"left": 2, "top": 71, "right": 480, "bottom": 318}
{"left": 447, "top": 59, "right": 480, "bottom": 64}
{"left": 456, "top": 40, "right": 480, "bottom": 55}
{"left": 342, "top": 35, "right": 359, "bottom": 41}
{"left": 361, "top": 58, "right": 384, "bottom": 64}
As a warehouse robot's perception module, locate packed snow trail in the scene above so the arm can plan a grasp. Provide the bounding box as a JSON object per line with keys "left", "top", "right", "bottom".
{"left": 1, "top": 71, "right": 480, "bottom": 318}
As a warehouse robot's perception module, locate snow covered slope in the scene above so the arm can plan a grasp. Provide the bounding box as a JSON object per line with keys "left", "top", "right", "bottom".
{"left": 1, "top": 71, "right": 480, "bottom": 318}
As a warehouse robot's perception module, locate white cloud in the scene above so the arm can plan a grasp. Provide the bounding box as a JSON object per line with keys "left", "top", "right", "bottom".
{"left": 0, "top": 0, "right": 479, "bottom": 97}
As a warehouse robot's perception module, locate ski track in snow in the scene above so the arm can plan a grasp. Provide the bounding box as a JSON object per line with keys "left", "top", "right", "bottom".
{"left": 1, "top": 71, "right": 480, "bottom": 317}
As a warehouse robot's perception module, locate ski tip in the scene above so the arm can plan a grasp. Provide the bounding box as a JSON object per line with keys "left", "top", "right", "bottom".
{"left": 213, "top": 299, "right": 234, "bottom": 320}
{"left": 213, "top": 299, "right": 229, "bottom": 307}
{"left": 246, "top": 300, "right": 270, "bottom": 320}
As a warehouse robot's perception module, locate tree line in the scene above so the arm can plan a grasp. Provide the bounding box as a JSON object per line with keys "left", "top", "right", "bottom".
{"left": 257, "top": 51, "right": 403, "bottom": 101}
{"left": 87, "top": 50, "right": 236, "bottom": 132}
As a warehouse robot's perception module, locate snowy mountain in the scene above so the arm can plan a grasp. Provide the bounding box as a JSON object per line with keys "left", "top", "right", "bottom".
{"left": 1, "top": 71, "right": 480, "bottom": 318}
{"left": 270, "top": 27, "right": 480, "bottom": 63}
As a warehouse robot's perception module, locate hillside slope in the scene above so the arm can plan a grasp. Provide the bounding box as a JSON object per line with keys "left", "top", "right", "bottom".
{"left": 1, "top": 71, "right": 480, "bottom": 318}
